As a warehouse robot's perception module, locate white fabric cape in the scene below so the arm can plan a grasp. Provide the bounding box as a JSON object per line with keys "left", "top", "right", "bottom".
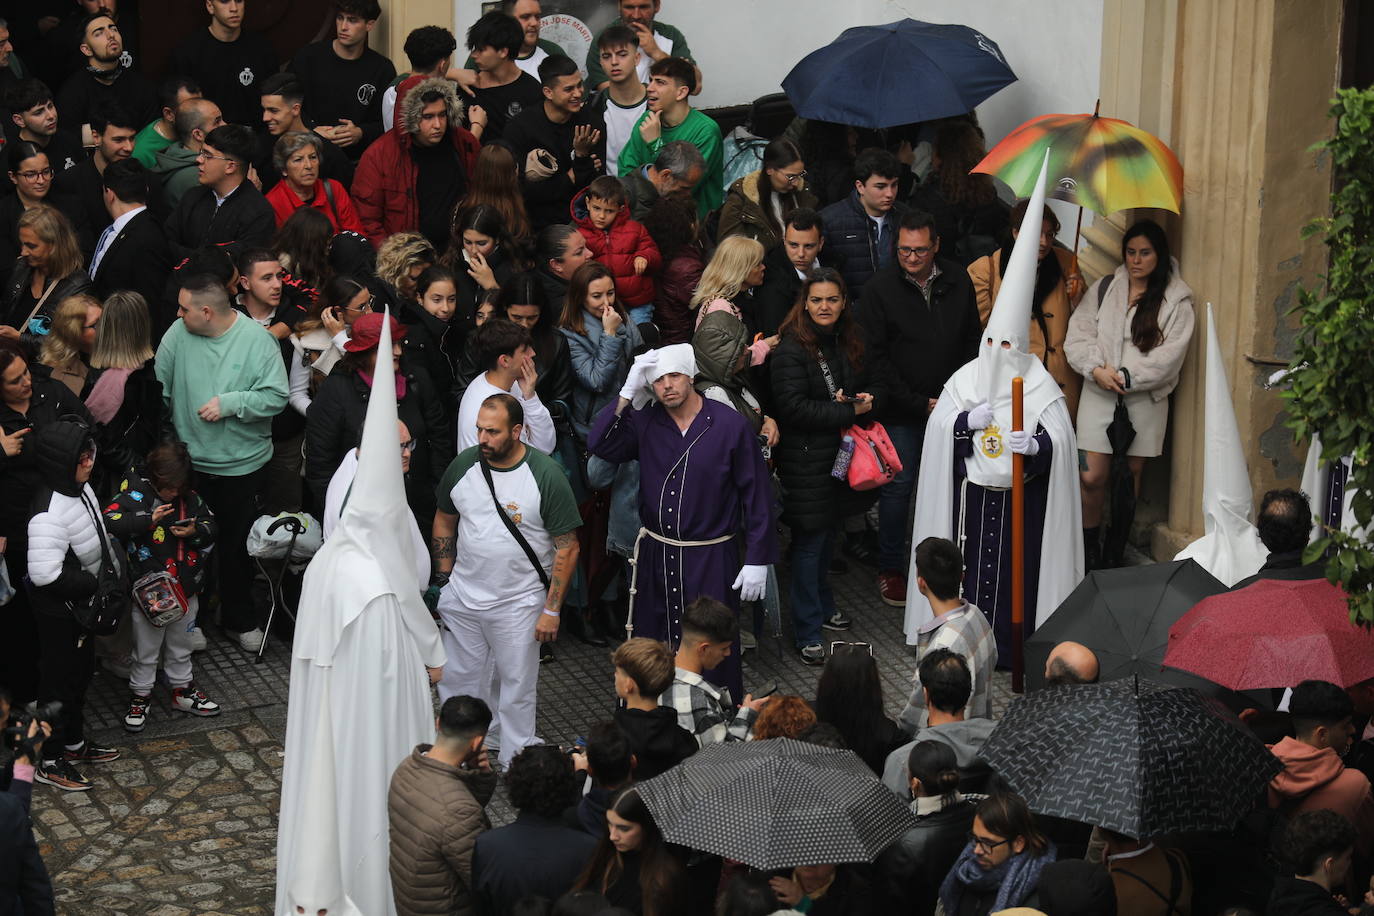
{"left": 903, "top": 361, "right": 1083, "bottom": 643}
{"left": 1174, "top": 304, "right": 1266, "bottom": 586}
{"left": 275, "top": 313, "right": 445, "bottom": 916}
{"left": 323, "top": 448, "right": 430, "bottom": 589}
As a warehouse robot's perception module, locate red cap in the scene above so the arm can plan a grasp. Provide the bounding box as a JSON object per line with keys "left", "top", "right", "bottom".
{"left": 343, "top": 313, "right": 406, "bottom": 353}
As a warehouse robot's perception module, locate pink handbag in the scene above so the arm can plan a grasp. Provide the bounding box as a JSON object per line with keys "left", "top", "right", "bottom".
{"left": 846, "top": 422, "right": 903, "bottom": 491}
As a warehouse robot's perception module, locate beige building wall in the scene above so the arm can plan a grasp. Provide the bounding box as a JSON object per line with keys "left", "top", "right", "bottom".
{"left": 375, "top": 0, "right": 454, "bottom": 70}
{"left": 1094, "top": 0, "right": 1343, "bottom": 557}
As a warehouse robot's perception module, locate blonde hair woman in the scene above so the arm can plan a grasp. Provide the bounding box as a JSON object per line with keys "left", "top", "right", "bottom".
{"left": 375, "top": 232, "right": 436, "bottom": 304}
{"left": 86, "top": 290, "right": 164, "bottom": 471}
{"left": 690, "top": 235, "right": 773, "bottom": 365}
{"left": 2, "top": 204, "right": 91, "bottom": 338}
{"left": 39, "top": 294, "right": 101, "bottom": 395}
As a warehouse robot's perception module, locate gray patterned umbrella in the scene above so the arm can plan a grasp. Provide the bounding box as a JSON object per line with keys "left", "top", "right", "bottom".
{"left": 635, "top": 738, "right": 918, "bottom": 869}
{"left": 980, "top": 679, "right": 1282, "bottom": 838}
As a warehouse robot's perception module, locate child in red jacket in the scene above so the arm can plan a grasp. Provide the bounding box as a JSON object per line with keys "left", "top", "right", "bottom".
{"left": 572, "top": 176, "right": 662, "bottom": 325}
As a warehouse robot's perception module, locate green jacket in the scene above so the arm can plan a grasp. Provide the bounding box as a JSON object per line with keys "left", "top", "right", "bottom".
{"left": 132, "top": 120, "right": 174, "bottom": 169}
{"left": 150, "top": 142, "right": 201, "bottom": 212}
{"left": 584, "top": 20, "right": 693, "bottom": 87}
{"left": 155, "top": 313, "right": 289, "bottom": 476}
{"left": 617, "top": 107, "right": 722, "bottom": 217}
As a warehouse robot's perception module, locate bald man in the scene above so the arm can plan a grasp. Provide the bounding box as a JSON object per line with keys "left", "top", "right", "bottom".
{"left": 1044, "top": 641, "right": 1099, "bottom": 687}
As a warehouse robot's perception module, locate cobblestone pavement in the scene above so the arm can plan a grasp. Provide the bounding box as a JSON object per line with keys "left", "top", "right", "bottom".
{"left": 30, "top": 554, "right": 1017, "bottom": 914}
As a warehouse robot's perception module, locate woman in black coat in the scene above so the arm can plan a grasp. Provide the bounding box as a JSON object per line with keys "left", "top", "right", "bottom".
{"left": 305, "top": 313, "right": 452, "bottom": 531}
{"left": 769, "top": 268, "right": 877, "bottom": 665}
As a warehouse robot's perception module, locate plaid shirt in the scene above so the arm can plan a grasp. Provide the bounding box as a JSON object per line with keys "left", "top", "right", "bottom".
{"left": 662, "top": 668, "right": 756, "bottom": 746}
{"left": 898, "top": 600, "right": 998, "bottom": 735}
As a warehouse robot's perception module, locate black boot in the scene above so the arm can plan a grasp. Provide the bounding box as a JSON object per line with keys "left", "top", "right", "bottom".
{"left": 597, "top": 599, "right": 626, "bottom": 643}
{"left": 565, "top": 605, "right": 607, "bottom": 647}
{"left": 1083, "top": 526, "right": 1101, "bottom": 572}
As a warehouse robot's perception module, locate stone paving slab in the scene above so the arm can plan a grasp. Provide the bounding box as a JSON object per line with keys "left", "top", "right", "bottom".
{"left": 31, "top": 555, "right": 1017, "bottom": 913}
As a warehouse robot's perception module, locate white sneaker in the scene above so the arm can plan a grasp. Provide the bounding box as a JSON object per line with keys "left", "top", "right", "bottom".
{"left": 236, "top": 628, "right": 265, "bottom": 652}
{"left": 188, "top": 627, "right": 208, "bottom": 652}
{"left": 171, "top": 685, "right": 221, "bottom": 717}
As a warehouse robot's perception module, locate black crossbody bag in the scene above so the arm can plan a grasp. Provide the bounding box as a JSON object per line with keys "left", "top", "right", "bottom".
{"left": 479, "top": 458, "right": 550, "bottom": 589}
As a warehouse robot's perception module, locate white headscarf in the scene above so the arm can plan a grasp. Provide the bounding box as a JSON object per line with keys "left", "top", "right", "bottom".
{"left": 630, "top": 343, "right": 698, "bottom": 408}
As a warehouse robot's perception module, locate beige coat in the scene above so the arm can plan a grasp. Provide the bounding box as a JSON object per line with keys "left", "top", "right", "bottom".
{"left": 968, "top": 246, "right": 1084, "bottom": 420}
{"left": 387, "top": 745, "right": 498, "bottom": 916}
{"left": 1064, "top": 262, "right": 1196, "bottom": 402}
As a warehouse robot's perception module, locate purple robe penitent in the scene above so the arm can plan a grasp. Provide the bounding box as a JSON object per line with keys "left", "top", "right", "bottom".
{"left": 589, "top": 397, "right": 777, "bottom": 698}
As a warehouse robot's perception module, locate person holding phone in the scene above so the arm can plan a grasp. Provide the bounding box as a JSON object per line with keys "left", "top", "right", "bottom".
{"left": 102, "top": 441, "right": 220, "bottom": 734}
{"left": 664, "top": 596, "right": 771, "bottom": 745}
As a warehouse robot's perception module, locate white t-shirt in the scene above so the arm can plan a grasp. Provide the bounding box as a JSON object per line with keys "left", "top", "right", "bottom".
{"left": 455, "top": 372, "right": 557, "bottom": 454}
{"left": 515, "top": 46, "right": 550, "bottom": 80}
{"left": 436, "top": 447, "right": 581, "bottom": 611}
{"left": 603, "top": 93, "right": 648, "bottom": 177}
{"left": 636, "top": 32, "right": 673, "bottom": 83}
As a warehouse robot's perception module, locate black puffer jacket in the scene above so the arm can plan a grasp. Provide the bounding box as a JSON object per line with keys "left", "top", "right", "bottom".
{"left": 400, "top": 298, "right": 461, "bottom": 414}
{"left": 90, "top": 361, "right": 173, "bottom": 491}
{"left": 769, "top": 328, "right": 877, "bottom": 531}
{"left": 304, "top": 364, "right": 452, "bottom": 524}
{"left": 818, "top": 191, "right": 909, "bottom": 300}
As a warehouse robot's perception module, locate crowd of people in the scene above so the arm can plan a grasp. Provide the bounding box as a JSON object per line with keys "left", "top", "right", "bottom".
{"left": 0, "top": 1, "right": 1359, "bottom": 916}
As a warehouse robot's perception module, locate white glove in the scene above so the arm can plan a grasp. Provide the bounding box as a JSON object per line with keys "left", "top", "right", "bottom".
{"left": 731, "top": 565, "right": 768, "bottom": 603}
{"left": 1008, "top": 429, "right": 1039, "bottom": 456}
{"left": 618, "top": 351, "right": 659, "bottom": 401}
{"left": 966, "top": 401, "right": 994, "bottom": 431}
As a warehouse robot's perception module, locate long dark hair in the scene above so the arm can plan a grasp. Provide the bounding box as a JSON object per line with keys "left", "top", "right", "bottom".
{"left": 932, "top": 121, "right": 997, "bottom": 207}
{"left": 777, "top": 267, "right": 864, "bottom": 370}
{"left": 559, "top": 261, "right": 625, "bottom": 336}
{"left": 1120, "top": 219, "right": 1172, "bottom": 353}
{"left": 814, "top": 644, "right": 889, "bottom": 769}
{"left": 442, "top": 203, "right": 522, "bottom": 272}
{"left": 574, "top": 788, "right": 682, "bottom": 916}
{"left": 976, "top": 793, "right": 1049, "bottom": 856}
{"left": 495, "top": 271, "right": 557, "bottom": 366}
{"left": 273, "top": 206, "right": 333, "bottom": 291}
{"left": 641, "top": 192, "right": 699, "bottom": 262}
{"left": 757, "top": 138, "right": 804, "bottom": 239}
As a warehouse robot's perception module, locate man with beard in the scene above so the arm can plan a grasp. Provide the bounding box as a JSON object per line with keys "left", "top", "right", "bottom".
{"left": 56, "top": 11, "right": 157, "bottom": 131}
{"left": 430, "top": 393, "right": 581, "bottom": 769}
{"left": 588, "top": 343, "right": 777, "bottom": 700}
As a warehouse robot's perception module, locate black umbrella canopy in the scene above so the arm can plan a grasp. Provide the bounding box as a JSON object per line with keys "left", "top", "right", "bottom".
{"left": 980, "top": 680, "right": 1281, "bottom": 838}
{"left": 634, "top": 738, "right": 917, "bottom": 870}
{"left": 1025, "top": 560, "right": 1232, "bottom": 696}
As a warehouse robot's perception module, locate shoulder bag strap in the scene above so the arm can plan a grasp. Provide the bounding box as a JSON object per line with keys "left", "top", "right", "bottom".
{"left": 22, "top": 278, "right": 61, "bottom": 331}
{"left": 479, "top": 457, "right": 551, "bottom": 589}
{"left": 815, "top": 352, "right": 838, "bottom": 399}
{"left": 321, "top": 179, "right": 341, "bottom": 228}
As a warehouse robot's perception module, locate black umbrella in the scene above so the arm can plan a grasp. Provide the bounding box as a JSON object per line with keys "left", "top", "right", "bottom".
{"left": 980, "top": 680, "right": 1282, "bottom": 838}
{"left": 1103, "top": 394, "right": 1136, "bottom": 568}
{"left": 635, "top": 738, "right": 917, "bottom": 870}
{"left": 1025, "top": 560, "right": 1248, "bottom": 708}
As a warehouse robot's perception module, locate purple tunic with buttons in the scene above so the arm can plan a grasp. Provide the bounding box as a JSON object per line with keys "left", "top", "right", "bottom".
{"left": 589, "top": 397, "right": 778, "bottom": 699}
{"left": 951, "top": 411, "right": 1053, "bottom": 665}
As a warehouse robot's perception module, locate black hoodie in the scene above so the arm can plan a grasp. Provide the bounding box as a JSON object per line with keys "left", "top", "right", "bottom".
{"left": 613, "top": 706, "right": 697, "bottom": 780}
{"left": 1267, "top": 876, "right": 1350, "bottom": 916}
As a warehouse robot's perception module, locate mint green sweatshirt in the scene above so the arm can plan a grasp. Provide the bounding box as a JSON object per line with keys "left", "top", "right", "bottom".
{"left": 155, "top": 313, "right": 289, "bottom": 476}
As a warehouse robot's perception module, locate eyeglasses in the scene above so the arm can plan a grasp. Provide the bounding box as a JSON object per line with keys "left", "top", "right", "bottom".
{"left": 969, "top": 833, "right": 1011, "bottom": 853}
{"left": 13, "top": 168, "right": 53, "bottom": 181}
{"left": 195, "top": 150, "right": 235, "bottom": 163}
{"left": 897, "top": 246, "right": 934, "bottom": 259}
{"left": 342, "top": 297, "right": 374, "bottom": 314}
{"left": 400, "top": 439, "right": 416, "bottom": 453}
{"left": 780, "top": 169, "right": 807, "bottom": 184}
{"left": 829, "top": 641, "right": 872, "bottom": 656}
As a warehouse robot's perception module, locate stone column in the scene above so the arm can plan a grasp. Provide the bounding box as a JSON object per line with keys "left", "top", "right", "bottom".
{"left": 1094, "top": 0, "right": 1342, "bottom": 557}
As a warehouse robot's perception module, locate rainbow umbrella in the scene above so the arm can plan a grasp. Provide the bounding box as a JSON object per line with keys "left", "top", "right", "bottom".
{"left": 972, "top": 102, "right": 1183, "bottom": 258}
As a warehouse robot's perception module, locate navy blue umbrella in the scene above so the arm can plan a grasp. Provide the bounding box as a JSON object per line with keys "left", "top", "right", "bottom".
{"left": 782, "top": 20, "right": 1017, "bottom": 129}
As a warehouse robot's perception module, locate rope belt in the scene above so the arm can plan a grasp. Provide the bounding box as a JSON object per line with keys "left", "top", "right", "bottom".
{"left": 626, "top": 527, "right": 735, "bottom": 641}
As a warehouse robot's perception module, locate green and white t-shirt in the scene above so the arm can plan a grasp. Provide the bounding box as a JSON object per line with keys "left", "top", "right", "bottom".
{"left": 437, "top": 445, "right": 582, "bottom": 611}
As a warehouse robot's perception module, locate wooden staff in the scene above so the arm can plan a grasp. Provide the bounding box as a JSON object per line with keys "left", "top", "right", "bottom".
{"left": 1011, "top": 376, "right": 1025, "bottom": 694}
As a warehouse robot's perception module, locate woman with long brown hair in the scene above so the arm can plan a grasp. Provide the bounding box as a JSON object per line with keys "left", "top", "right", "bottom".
{"left": 557, "top": 261, "right": 642, "bottom": 441}
{"left": 770, "top": 268, "right": 877, "bottom": 664}
{"left": 573, "top": 787, "right": 685, "bottom": 916}
{"left": 1066, "top": 218, "right": 1194, "bottom": 569}
{"left": 718, "top": 137, "right": 817, "bottom": 251}
{"left": 456, "top": 143, "right": 532, "bottom": 250}
{"left": 910, "top": 120, "right": 1010, "bottom": 265}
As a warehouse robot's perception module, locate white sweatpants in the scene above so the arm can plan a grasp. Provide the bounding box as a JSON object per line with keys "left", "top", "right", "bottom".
{"left": 436, "top": 587, "right": 543, "bottom": 767}
{"left": 129, "top": 595, "right": 199, "bottom": 694}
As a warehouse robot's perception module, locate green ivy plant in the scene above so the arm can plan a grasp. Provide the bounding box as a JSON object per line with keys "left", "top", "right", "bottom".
{"left": 1286, "top": 88, "right": 1374, "bottom": 624}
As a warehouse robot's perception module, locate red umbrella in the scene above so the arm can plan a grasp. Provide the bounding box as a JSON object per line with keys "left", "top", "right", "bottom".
{"left": 1164, "top": 579, "right": 1374, "bottom": 690}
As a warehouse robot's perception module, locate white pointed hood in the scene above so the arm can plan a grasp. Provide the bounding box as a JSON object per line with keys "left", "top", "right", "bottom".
{"left": 278, "top": 677, "right": 363, "bottom": 916}
{"left": 946, "top": 149, "right": 1065, "bottom": 488}
{"left": 292, "top": 310, "right": 443, "bottom": 667}
{"left": 1174, "top": 304, "right": 1267, "bottom": 585}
